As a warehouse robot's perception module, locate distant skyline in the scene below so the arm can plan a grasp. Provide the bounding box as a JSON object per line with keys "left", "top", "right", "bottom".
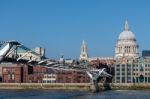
{"left": 1, "top": 0, "right": 150, "bottom": 59}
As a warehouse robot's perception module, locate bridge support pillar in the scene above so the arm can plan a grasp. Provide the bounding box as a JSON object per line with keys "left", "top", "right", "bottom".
{"left": 90, "top": 80, "right": 99, "bottom": 92}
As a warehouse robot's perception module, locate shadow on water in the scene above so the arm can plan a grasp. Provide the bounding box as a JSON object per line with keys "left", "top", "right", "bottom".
{"left": 103, "top": 83, "right": 112, "bottom": 91}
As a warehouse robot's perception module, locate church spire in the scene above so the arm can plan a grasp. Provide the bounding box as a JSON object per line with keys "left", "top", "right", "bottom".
{"left": 124, "top": 19, "right": 129, "bottom": 31}
{"left": 80, "top": 40, "right": 88, "bottom": 61}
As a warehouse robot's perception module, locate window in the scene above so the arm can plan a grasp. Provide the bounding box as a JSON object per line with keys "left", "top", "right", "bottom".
{"left": 128, "top": 64, "right": 131, "bottom": 67}
{"left": 12, "top": 74, "right": 15, "bottom": 80}
{"left": 116, "top": 77, "right": 120, "bottom": 80}
{"left": 116, "top": 64, "right": 120, "bottom": 67}
{"left": 145, "top": 64, "right": 147, "bottom": 67}
{"left": 122, "top": 77, "right": 125, "bottom": 83}
{"left": 122, "top": 73, "right": 125, "bottom": 75}
{"left": 145, "top": 73, "right": 147, "bottom": 75}
{"left": 8, "top": 74, "right": 10, "bottom": 80}
{"left": 122, "top": 68, "right": 125, "bottom": 71}
{"left": 122, "top": 64, "right": 125, "bottom": 67}
{"left": 128, "top": 68, "right": 131, "bottom": 71}
{"left": 128, "top": 73, "right": 131, "bottom": 75}
{"left": 148, "top": 77, "right": 150, "bottom": 82}
{"left": 117, "top": 73, "right": 120, "bottom": 75}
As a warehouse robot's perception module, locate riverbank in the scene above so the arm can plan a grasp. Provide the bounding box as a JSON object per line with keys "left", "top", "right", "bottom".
{"left": 0, "top": 83, "right": 91, "bottom": 91}
{"left": 102, "top": 83, "right": 150, "bottom": 90}
{"left": 0, "top": 83, "right": 150, "bottom": 91}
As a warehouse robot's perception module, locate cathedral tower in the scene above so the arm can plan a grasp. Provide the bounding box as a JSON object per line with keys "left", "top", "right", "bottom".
{"left": 80, "top": 40, "right": 88, "bottom": 61}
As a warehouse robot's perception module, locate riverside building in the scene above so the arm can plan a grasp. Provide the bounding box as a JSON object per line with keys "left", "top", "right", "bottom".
{"left": 79, "top": 20, "right": 150, "bottom": 84}
{"left": 115, "top": 20, "right": 150, "bottom": 83}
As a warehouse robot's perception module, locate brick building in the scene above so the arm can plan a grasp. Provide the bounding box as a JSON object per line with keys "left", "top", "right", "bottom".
{"left": 27, "top": 66, "right": 48, "bottom": 83}
{"left": 56, "top": 70, "right": 90, "bottom": 83}
{"left": 2, "top": 64, "right": 23, "bottom": 83}
{"left": 1, "top": 63, "right": 49, "bottom": 83}
{"left": 1, "top": 63, "right": 91, "bottom": 83}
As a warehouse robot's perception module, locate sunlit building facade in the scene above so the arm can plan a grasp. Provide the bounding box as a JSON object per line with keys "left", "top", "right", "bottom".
{"left": 115, "top": 20, "right": 150, "bottom": 83}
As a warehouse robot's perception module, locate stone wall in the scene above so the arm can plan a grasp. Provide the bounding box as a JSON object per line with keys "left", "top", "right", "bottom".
{"left": 0, "top": 83, "right": 150, "bottom": 92}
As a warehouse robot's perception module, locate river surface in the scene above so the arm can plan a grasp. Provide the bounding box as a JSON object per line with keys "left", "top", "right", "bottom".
{"left": 0, "top": 90, "right": 150, "bottom": 99}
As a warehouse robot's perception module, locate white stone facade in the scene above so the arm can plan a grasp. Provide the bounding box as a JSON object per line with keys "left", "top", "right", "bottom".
{"left": 115, "top": 20, "right": 139, "bottom": 59}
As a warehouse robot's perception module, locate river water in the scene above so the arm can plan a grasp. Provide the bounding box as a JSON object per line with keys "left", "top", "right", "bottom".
{"left": 0, "top": 90, "right": 150, "bottom": 99}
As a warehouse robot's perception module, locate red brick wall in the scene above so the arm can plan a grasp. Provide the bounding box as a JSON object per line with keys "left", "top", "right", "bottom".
{"left": 2, "top": 66, "right": 22, "bottom": 83}
{"left": 27, "top": 74, "right": 43, "bottom": 83}
{"left": 25, "top": 66, "right": 48, "bottom": 83}
{"left": 56, "top": 71, "right": 90, "bottom": 83}
{"left": 33, "top": 66, "right": 48, "bottom": 74}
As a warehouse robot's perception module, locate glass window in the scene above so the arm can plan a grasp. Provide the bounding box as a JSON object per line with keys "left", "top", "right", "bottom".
{"left": 116, "top": 77, "right": 120, "bottom": 80}
{"left": 117, "top": 64, "right": 120, "bottom": 67}
{"left": 128, "top": 68, "right": 131, "bottom": 71}
{"left": 148, "top": 77, "right": 150, "bottom": 82}
{"left": 122, "top": 73, "right": 125, "bottom": 75}
{"left": 128, "top": 73, "right": 131, "bottom": 75}
{"left": 145, "top": 77, "right": 147, "bottom": 82}
{"left": 145, "top": 73, "right": 147, "bottom": 75}
{"left": 117, "top": 73, "right": 120, "bottom": 75}
{"left": 122, "top": 69, "right": 125, "bottom": 71}
{"left": 128, "top": 64, "right": 131, "bottom": 67}
{"left": 122, "top": 77, "right": 125, "bottom": 83}
{"left": 145, "top": 64, "right": 147, "bottom": 67}
{"left": 122, "top": 64, "right": 125, "bottom": 67}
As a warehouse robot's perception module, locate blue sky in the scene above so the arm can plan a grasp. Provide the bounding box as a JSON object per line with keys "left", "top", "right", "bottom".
{"left": 0, "top": 0, "right": 150, "bottom": 59}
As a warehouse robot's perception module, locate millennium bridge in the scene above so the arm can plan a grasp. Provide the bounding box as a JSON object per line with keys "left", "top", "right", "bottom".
{"left": 0, "top": 40, "right": 112, "bottom": 92}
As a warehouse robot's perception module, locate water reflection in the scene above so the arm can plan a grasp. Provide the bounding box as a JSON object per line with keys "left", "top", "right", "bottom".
{"left": 0, "top": 90, "right": 150, "bottom": 99}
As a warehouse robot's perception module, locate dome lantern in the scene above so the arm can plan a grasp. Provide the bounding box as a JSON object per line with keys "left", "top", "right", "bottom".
{"left": 124, "top": 20, "right": 129, "bottom": 31}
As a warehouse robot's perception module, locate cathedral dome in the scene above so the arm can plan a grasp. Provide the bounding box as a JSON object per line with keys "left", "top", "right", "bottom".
{"left": 119, "top": 30, "right": 135, "bottom": 40}
{"left": 115, "top": 20, "right": 139, "bottom": 59}
{"left": 118, "top": 20, "right": 136, "bottom": 40}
